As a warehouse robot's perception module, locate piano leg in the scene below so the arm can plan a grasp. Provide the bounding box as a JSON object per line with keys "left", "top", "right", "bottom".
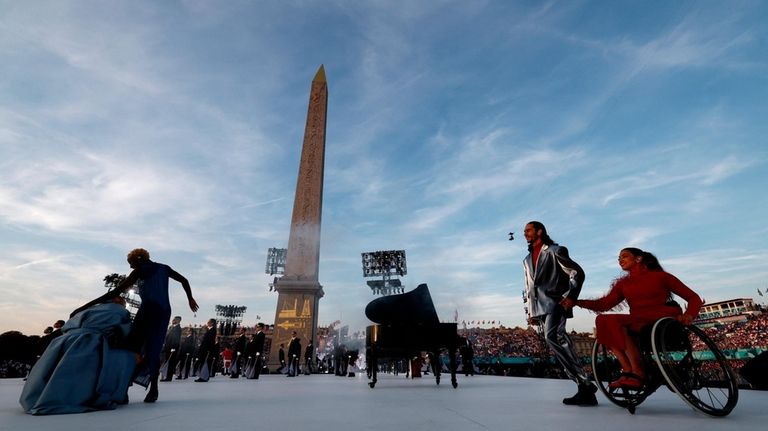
{"left": 367, "top": 347, "right": 377, "bottom": 388}
{"left": 428, "top": 351, "right": 440, "bottom": 385}
{"left": 448, "top": 347, "right": 458, "bottom": 388}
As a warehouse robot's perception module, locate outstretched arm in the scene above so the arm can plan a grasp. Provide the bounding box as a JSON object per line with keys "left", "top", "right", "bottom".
{"left": 566, "top": 282, "right": 624, "bottom": 313}
{"left": 169, "top": 267, "right": 199, "bottom": 312}
{"left": 70, "top": 269, "right": 140, "bottom": 317}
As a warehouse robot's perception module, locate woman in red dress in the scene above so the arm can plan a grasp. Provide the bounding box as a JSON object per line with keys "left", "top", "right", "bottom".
{"left": 566, "top": 248, "right": 702, "bottom": 389}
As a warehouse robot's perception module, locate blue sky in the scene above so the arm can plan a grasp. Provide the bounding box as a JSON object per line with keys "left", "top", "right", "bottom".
{"left": 2, "top": 0, "right": 767, "bottom": 336}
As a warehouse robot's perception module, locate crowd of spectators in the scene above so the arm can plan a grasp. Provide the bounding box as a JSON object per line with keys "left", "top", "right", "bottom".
{"left": 462, "top": 326, "right": 588, "bottom": 359}
{"left": 694, "top": 314, "right": 768, "bottom": 351}
{"left": 0, "top": 360, "right": 30, "bottom": 378}
{"left": 463, "top": 313, "right": 767, "bottom": 362}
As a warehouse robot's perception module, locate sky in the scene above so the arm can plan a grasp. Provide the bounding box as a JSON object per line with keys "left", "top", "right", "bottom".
{"left": 1, "top": 0, "right": 767, "bottom": 336}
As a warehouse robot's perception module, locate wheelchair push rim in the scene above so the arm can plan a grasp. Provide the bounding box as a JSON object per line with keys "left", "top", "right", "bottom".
{"left": 651, "top": 317, "right": 739, "bottom": 417}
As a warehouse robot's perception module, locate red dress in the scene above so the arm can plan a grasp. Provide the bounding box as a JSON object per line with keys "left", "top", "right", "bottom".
{"left": 579, "top": 269, "right": 702, "bottom": 350}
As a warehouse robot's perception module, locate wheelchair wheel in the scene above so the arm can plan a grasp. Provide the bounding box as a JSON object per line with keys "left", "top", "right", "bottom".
{"left": 651, "top": 317, "right": 739, "bottom": 417}
{"left": 591, "top": 340, "right": 650, "bottom": 412}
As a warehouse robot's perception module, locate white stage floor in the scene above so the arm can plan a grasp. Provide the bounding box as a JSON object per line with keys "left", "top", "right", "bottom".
{"left": 2, "top": 374, "right": 767, "bottom": 431}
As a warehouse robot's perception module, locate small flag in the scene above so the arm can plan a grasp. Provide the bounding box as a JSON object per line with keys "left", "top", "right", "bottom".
{"left": 758, "top": 288, "right": 764, "bottom": 297}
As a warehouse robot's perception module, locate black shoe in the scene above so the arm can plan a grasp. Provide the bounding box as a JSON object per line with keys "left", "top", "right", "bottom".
{"left": 194, "top": 378, "right": 208, "bottom": 382}
{"left": 144, "top": 390, "right": 158, "bottom": 403}
{"left": 160, "top": 378, "right": 172, "bottom": 382}
{"left": 562, "top": 383, "right": 598, "bottom": 406}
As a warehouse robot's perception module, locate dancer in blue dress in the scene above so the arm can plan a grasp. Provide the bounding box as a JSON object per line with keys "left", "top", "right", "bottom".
{"left": 72, "top": 248, "right": 199, "bottom": 403}
{"left": 20, "top": 298, "right": 137, "bottom": 414}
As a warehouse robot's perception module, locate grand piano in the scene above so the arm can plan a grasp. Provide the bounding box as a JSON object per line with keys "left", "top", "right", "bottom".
{"left": 365, "top": 283, "right": 459, "bottom": 388}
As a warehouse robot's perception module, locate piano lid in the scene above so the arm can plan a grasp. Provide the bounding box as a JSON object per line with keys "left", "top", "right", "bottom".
{"left": 364, "top": 283, "right": 440, "bottom": 325}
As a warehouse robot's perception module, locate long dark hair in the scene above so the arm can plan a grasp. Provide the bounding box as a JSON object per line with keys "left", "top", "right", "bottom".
{"left": 527, "top": 221, "right": 555, "bottom": 252}
{"left": 622, "top": 247, "right": 664, "bottom": 271}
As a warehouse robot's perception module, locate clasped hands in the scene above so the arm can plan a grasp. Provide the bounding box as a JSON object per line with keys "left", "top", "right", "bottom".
{"left": 559, "top": 297, "right": 576, "bottom": 311}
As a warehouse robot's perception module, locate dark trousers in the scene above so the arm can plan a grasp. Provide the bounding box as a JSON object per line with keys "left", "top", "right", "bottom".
{"left": 287, "top": 356, "right": 299, "bottom": 376}
{"left": 230, "top": 353, "right": 242, "bottom": 377}
{"left": 247, "top": 355, "right": 263, "bottom": 379}
{"left": 178, "top": 353, "right": 192, "bottom": 378}
{"left": 164, "top": 350, "right": 179, "bottom": 380}
{"left": 129, "top": 304, "right": 171, "bottom": 381}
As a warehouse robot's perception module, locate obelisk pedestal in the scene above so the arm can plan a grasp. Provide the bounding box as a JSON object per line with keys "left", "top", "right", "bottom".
{"left": 270, "top": 66, "right": 327, "bottom": 370}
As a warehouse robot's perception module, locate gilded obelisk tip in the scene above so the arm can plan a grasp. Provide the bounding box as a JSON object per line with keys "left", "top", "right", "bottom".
{"left": 313, "top": 65, "right": 326, "bottom": 83}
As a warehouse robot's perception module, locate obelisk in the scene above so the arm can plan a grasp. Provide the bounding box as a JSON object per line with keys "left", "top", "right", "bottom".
{"left": 270, "top": 65, "right": 327, "bottom": 370}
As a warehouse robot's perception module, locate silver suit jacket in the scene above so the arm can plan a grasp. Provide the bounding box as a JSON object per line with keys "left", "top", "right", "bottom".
{"left": 523, "top": 243, "right": 585, "bottom": 319}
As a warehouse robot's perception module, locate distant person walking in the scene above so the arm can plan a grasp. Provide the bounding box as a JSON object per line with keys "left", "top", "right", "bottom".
{"left": 459, "top": 337, "right": 475, "bottom": 376}
{"left": 287, "top": 332, "right": 301, "bottom": 377}
{"left": 304, "top": 341, "right": 314, "bottom": 375}
{"left": 230, "top": 327, "right": 248, "bottom": 378}
{"left": 522, "top": 221, "right": 596, "bottom": 406}
{"left": 246, "top": 323, "right": 266, "bottom": 379}
{"left": 277, "top": 343, "right": 286, "bottom": 374}
{"left": 195, "top": 319, "right": 217, "bottom": 382}
{"left": 177, "top": 327, "right": 195, "bottom": 379}
{"left": 72, "top": 248, "right": 198, "bottom": 403}
{"left": 161, "top": 316, "right": 182, "bottom": 381}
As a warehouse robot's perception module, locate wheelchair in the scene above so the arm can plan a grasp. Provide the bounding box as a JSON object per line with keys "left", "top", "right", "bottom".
{"left": 590, "top": 317, "right": 738, "bottom": 416}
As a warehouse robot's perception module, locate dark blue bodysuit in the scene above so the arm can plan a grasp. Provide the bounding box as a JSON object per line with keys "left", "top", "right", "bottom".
{"left": 130, "top": 261, "right": 172, "bottom": 379}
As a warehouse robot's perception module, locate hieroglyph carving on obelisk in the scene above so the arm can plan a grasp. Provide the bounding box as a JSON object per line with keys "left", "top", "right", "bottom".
{"left": 270, "top": 65, "right": 327, "bottom": 369}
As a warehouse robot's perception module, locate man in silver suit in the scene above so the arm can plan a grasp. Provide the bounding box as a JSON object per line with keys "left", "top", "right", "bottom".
{"left": 522, "top": 221, "right": 597, "bottom": 406}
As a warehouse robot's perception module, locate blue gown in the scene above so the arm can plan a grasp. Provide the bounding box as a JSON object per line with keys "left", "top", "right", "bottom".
{"left": 19, "top": 302, "right": 137, "bottom": 415}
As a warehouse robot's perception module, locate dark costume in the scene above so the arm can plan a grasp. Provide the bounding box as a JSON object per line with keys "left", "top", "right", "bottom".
{"left": 178, "top": 332, "right": 195, "bottom": 379}
{"left": 129, "top": 261, "right": 174, "bottom": 384}
{"left": 195, "top": 325, "right": 217, "bottom": 381}
{"left": 578, "top": 269, "right": 702, "bottom": 350}
{"left": 304, "top": 342, "right": 314, "bottom": 375}
{"left": 459, "top": 338, "right": 475, "bottom": 376}
{"left": 278, "top": 346, "right": 286, "bottom": 373}
{"left": 245, "top": 329, "right": 266, "bottom": 379}
{"left": 20, "top": 303, "right": 136, "bottom": 415}
{"left": 287, "top": 337, "right": 301, "bottom": 377}
{"left": 230, "top": 332, "right": 247, "bottom": 378}
{"left": 161, "top": 322, "right": 181, "bottom": 380}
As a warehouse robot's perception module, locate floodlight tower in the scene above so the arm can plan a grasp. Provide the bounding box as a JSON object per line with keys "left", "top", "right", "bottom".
{"left": 265, "top": 248, "right": 287, "bottom": 291}
{"left": 361, "top": 249, "right": 407, "bottom": 296}
{"left": 215, "top": 305, "right": 247, "bottom": 336}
